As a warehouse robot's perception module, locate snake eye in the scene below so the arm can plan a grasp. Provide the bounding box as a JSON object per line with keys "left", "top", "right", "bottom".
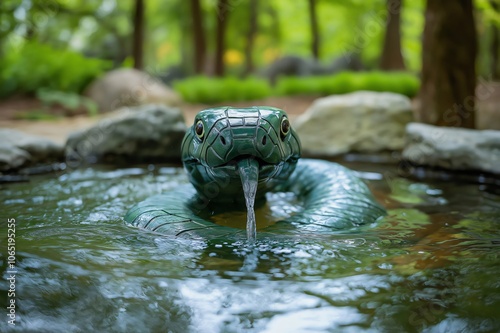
{"left": 195, "top": 120, "right": 204, "bottom": 140}
{"left": 280, "top": 116, "right": 290, "bottom": 139}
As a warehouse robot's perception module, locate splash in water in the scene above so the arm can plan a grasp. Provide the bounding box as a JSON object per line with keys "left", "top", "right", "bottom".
{"left": 237, "top": 158, "right": 259, "bottom": 242}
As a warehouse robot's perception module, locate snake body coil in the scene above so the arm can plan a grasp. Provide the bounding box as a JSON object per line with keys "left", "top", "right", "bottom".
{"left": 124, "top": 107, "right": 385, "bottom": 240}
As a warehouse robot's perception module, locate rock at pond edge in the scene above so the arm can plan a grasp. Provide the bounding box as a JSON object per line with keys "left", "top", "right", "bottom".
{"left": 0, "top": 128, "right": 63, "bottom": 172}
{"left": 402, "top": 122, "right": 500, "bottom": 174}
{"left": 293, "top": 91, "right": 413, "bottom": 156}
{"left": 65, "top": 104, "right": 187, "bottom": 164}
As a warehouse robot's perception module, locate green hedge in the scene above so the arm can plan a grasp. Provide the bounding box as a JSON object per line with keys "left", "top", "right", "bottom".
{"left": 173, "top": 72, "right": 420, "bottom": 104}
{"left": 173, "top": 76, "right": 272, "bottom": 104}
{"left": 276, "top": 71, "right": 420, "bottom": 97}
{"left": 1, "top": 41, "right": 111, "bottom": 98}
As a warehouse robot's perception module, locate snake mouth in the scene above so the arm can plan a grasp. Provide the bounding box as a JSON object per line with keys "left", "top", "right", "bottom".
{"left": 208, "top": 155, "right": 284, "bottom": 183}
{"left": 215, "top": 155, "right": 276, "bottom": 175}
{"left": 184, "top": 153, "right": 299, "bottom": 182}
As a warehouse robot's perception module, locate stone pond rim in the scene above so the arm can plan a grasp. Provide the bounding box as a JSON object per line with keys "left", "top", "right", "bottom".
{"left": 124, "top": 106, "right": 386, "bottom": 241}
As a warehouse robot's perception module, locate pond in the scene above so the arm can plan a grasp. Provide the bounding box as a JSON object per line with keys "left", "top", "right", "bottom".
{"left": 1, "top": 159, "right": 500, "bottom": 333}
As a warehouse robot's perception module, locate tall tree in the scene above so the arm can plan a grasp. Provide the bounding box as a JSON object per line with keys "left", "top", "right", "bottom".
{"left": 132, "top": 0, "right": 145, "bottom": 70}
{"left": 416, "top": 0, "right": 477, "bottom": 128}
{"left": 266, "top": 1, "right": 281, "bottom": 46}
{"left": 190, "top": 0, "right": 206, "bottom": 74}
{"left": 214, "top": 0, "right": 230, "bottom": 76}
{"left": 308, "top": 0, "right": 320, "bottom": 59}
{"left": 492, "top": 25, "right": 499, "bottom": 80}
{"left": 244, "top": 0, "right": 258, "bottom": 76}
{"left": 379, "top": 0, "right": 405, "bottom": 70}
{"left": 490, "top": 1, "right": 500, "bottom": 80}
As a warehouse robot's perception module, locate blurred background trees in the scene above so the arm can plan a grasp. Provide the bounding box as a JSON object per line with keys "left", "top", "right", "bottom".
{"left": 1, "top": 0, "right": 499, "bottom": 128}
{"left": 132, "top": 0, "right": 144, "bottom": 69}
{"left": 379, "top": 0, "right": 405, "bottom": 70}
{"left": 190, "top": 0, "right": 206, "bottom": 75}
{"left": 417, "top": 0, "right": 477, "bottom": 128}
{"left": 0, "top": 0, "right": 425, "bottom": 82}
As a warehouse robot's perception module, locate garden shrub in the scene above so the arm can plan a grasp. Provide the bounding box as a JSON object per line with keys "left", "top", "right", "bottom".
{"left": 37, "top": 89, "right": 98, "bottom": 116}
{"left": 173, "top": 76, "right": 272, "bottom": 104}
{"left": 12, "top": 89, "right": 98, "bottom": 120}
{"left": 172, "top": 72, "right": 419, "bottom": 104}
{"left": 0, "top": 41, "right": 111, "bottom": 98}
{"left": 276, "top": 71, "right": 420, "bottom": 97}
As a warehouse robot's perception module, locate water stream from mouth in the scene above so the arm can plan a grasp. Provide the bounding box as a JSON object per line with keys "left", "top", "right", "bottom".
{"left": 237, "top": 158, "right": 259, "bottom": 242}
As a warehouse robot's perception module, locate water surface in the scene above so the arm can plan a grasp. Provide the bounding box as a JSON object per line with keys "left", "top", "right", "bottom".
{"left": 1, "top": 162, "right": 499, "bottom": 333}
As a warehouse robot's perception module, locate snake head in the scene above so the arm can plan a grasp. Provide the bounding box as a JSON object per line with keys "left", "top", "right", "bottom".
{"left": 181, "top": 106, "right": 301, "bottom": 203}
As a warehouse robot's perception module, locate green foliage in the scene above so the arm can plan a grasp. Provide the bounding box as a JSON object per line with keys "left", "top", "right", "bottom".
{"left": 121, "top": 57, "right": 135, "bottom": 68}
{"left": 173, "top": 72, "right": 419, "bottom": 103}
{"left": 173, "top": 76, "right": 272, "bottom": 104}
{"left": 36, "top": 89, "right": 98, "bottom": 116}
{"left": 276, "top": 71, "right": 420, "bottom": 97}
{"left": 0, "top": 41, "right": 111, "bottom": 98}
{"left": 476, "top": 0, "right": 500, "bottom": 26}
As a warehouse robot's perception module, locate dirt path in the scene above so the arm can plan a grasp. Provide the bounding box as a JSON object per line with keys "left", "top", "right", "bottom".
{"left": 0, "top": 116, "right": 97, "bottom": 144}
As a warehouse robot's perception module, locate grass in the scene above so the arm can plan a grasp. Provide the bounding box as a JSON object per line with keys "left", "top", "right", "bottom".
{"left": 173, "top": 71, "right": 420, "bottom": 104}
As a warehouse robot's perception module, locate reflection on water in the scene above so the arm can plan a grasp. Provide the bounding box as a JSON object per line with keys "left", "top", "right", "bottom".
{"left": 1, "top": 162, "right": 500, "bottom": 332}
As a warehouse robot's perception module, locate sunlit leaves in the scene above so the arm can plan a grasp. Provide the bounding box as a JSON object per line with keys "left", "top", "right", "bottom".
{"left": 476, "top": 0, "right": 500, "bottom": 26}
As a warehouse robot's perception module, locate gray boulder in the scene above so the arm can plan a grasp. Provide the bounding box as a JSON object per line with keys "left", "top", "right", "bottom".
{"left": 324, "top": 52, "right": 364, "bottom": 73}
{"left": 65, "top": 104, "right": 187, "bottom": 164}
{"left": 265, "top": 56, "right": 317, "bottom": 85}
{"left": 294, "top": 91, "right": 413, "bottom": 156}
{"left": 0, "top": 129, "right": 63, "bottom": 171}
{"left": 264, "top": 54, "right": 364, "bottom": 86}
{"left": 85, "top": 68, "right": 182, "bottom": 112}
{"left": 403, "top": 123, "right": 500, "bottom": 174}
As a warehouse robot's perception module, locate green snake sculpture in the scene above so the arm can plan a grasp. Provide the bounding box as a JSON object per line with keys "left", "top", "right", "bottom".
{"left": 125, "top": 107, "right": 386, "bottom": 241}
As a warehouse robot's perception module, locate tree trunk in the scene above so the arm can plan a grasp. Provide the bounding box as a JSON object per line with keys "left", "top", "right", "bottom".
{"left": 308, "top": 0, "right": 320, "bottom": 60}
{"left": 132, "top": 0, "right": 144, "bottom": 70}
{"left": 214, "top": 0, "right": 230, "bottom": 77}
{"left": 190, "top": 0, "right": 206, "bottom": 75}
{"left": 379, "top": 0, "right": 405, "bottom": 70}
{"left": 491, "top": 1, "right": 499, "bottom": 80}
{"left": 416, "top": 0, "right": 477, "bottom": 128}
{"left": 492, "top": 26, "right": 499, "bottom": 80}
{"left": 266, "top": 2, "right": 281, "bottom": 45}
{"left": 243, "top": 0, "right": 258, "bottom": 76}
